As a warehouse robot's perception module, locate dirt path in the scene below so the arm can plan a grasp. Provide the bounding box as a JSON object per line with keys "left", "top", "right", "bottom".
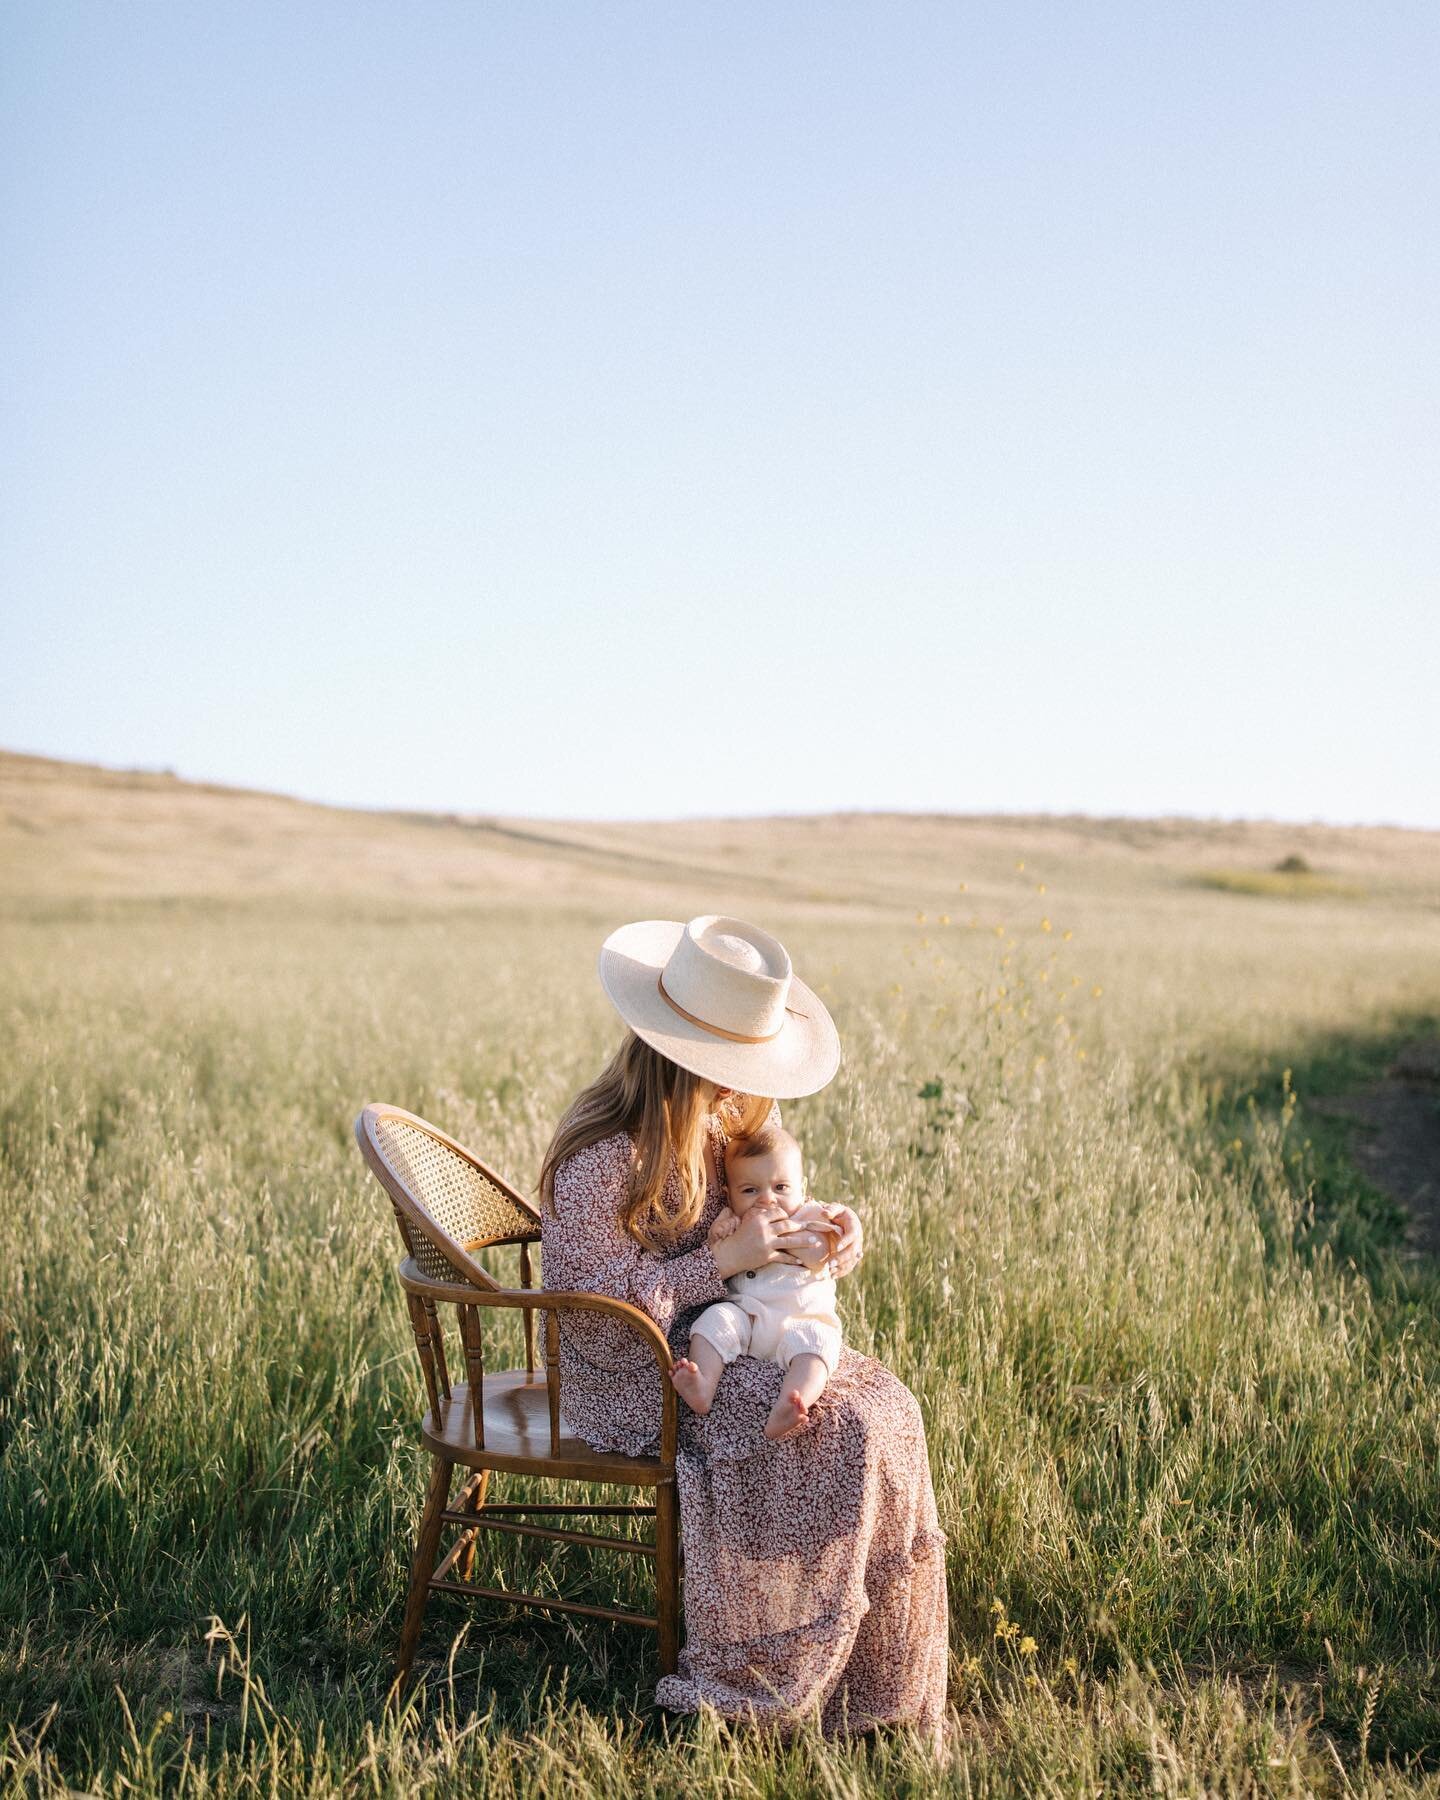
{"left": 1310, "top": 1039, "right": 1440, "bottom": 1263}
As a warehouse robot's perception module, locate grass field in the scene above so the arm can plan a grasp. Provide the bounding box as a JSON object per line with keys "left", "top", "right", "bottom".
{"left": 3, "top": 750, "right": 1440, "bottom": 1796}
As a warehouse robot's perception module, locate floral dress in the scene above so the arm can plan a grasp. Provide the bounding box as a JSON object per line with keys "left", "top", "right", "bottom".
{"left": 541, "top": 1108, "right": 949, "bottom": 1740}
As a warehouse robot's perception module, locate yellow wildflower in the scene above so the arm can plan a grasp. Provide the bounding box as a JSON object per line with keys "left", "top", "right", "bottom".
{"left": 1040, "top": 917, "right": 1052, "bottom": 932}
{"left": 939, "top": 913, "right": 950, "bottom": 926}
{"left": 990, "top": 1598, "right": 1006, "bottom": 1614}
{"left": 1091, "top": 985, "right": 1103, "bottom": 998}
{"left": 1019, "top": 1635, "right": 1037, "bottom": 1656}
{"left": 1063, "top": 929, "right": 1073, "bottom": 941}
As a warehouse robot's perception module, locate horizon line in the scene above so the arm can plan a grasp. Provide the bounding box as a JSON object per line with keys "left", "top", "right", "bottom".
{"left": 3, "top": 743, "right": 1434, "bottom": 838}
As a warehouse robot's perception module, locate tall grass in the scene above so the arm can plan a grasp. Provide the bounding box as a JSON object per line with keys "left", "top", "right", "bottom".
{"left": 3, "top": 889, "right": 1439, "bottom": 1796}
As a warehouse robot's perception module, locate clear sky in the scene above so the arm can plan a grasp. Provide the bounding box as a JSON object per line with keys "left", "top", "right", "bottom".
{"left": 3, "top": 3, "right": 1436, "bottom": 826}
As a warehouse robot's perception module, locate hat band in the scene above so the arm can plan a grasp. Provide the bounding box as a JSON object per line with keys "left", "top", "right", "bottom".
{"left": 656, "top": 973, "right": 785, "bottom": 1045}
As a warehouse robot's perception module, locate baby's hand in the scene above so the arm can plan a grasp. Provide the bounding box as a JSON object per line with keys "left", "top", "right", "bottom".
{"left": 790, "top": 1202, "right": 841, "bottom": 1234}
{"left": 707, "top": 1209, "right": 741, "bottom": 1245}
{"left": 787, "top": 1202, "right": 841, "bottom": 1270}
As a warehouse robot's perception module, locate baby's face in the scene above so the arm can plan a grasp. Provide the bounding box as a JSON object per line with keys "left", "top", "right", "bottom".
{"left": 725, "top": 1142, "right": 806, "bottom": 1218}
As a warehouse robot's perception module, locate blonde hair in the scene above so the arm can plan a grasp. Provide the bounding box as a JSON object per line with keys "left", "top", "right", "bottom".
{"left": 539, "top": 1032, "right": 773, "bottom": 1251}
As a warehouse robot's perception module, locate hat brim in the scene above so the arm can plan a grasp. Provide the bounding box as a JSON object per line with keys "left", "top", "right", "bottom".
{"left": 597, "top": 919, "right": 841, "bottom": 1100}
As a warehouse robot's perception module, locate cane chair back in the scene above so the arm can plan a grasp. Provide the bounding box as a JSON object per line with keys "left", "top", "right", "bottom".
{"left": 364, "top": 1105, "right": 540, "bottom": 1286}
{"left": 353, "top": 1102, "right": 680, "bottom": 1688}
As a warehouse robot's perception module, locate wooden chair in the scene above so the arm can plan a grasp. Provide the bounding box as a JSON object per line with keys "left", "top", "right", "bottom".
{"left": 353, "top": 1103, "right": 680, "bottom": 1686}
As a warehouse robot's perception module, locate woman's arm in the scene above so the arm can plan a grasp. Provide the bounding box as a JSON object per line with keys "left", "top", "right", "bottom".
{"left": 543, "top": 1132, "right": 728, "bottom": 1337}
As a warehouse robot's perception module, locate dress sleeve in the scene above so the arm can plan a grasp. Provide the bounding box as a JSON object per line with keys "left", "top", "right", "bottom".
{"left": 543, "top": 1131, "right": 727, "bottom": 1338}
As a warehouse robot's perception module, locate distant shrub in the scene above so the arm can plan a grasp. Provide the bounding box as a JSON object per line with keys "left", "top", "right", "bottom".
{"left": 1274, "top": 853, "right": 1312, "bottom": 874}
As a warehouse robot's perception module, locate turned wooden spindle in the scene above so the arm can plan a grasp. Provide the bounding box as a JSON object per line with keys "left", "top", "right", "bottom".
{"left": 519, "top": 1241, "right": 536, "bottom": 1375}
{"left": 422, "top": 1294, "right": 451, "bottom": 1402}
{"left": 406, "top": 1291, "right": 441, "bottom": 1421}
{"left": 458, "top": 1303, "right": 485, "bottom": 1449}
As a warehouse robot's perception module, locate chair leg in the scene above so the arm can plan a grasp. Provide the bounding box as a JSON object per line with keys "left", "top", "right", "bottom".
{"left": 458, "top": 1467, "right": 492, "bottom": 1583}
{"left": 655, "top": 1478, "right": 680, "bottom": 1677}
{"left": 394, "top": 1456, "right": 452, "bottom": 1688}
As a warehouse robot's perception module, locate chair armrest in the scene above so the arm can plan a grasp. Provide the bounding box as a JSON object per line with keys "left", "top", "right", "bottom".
{"left": 397, "top": 1261, "right": 672, "bottom": 1367}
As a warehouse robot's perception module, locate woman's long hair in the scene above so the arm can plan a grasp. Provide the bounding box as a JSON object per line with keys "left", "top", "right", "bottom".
{"left": 539, "top": 1032, "right": 772, "bottom": 1250}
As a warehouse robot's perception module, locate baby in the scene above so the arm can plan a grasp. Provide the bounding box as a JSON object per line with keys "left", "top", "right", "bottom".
{"left": 670, "top": 1124, "right": 845, "bottom": 1440}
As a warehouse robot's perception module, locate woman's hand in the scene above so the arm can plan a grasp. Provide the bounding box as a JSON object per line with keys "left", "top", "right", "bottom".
{"left": 709, "top": 1204, "right": 829, "bottom": 1281}
{"left": 816, "top": 1202, "right": 864, "bottom": 1278}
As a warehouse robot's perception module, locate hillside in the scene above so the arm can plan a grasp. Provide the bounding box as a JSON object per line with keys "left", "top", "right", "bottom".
{"left": 4, "top": 749, "right": 1437, "bottom": 922}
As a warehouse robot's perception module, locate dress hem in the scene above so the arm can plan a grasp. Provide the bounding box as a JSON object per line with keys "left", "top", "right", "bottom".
{"left": 652, "top": 1519, "right": 949, "bottom": 1732}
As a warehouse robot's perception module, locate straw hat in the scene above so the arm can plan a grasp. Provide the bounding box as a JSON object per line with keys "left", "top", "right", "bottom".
{"left": 597, "top": 914, "right": 841, "bottom": 1099}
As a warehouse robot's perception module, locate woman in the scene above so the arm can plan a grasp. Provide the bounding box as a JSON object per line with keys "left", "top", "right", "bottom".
{"left": 539, "top": 914, "right": 949, "bottom": 1741}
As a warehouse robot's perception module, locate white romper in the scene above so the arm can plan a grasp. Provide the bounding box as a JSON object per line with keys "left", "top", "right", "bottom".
{"left": 690, "top": 1260, "right": 843, "bottom": 1375}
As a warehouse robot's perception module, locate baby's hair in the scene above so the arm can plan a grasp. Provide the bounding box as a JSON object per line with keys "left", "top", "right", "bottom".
{"left": 725, "top": 1123, "right": 800, "bottom": 1165}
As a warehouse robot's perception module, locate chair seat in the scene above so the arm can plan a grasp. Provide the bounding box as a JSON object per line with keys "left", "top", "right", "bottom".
{"left": 421, "top": 1374, "right": 666, "bottom": 1485}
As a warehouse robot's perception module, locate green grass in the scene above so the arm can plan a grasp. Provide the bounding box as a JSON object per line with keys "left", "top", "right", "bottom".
{"left": 4, "top": 859, "right": 1440, "bottom": 1794}
{"left": 1192, "top": 870, "right": 1367, "bottom": 900}
{"left": 1199, "top": 1020, "right": 1438, "bottom": 1286}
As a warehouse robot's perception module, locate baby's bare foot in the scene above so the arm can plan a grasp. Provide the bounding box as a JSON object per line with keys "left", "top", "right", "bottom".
{"left": 764, "top": 1386, "right": 811, "bottom": 1440}
{"left": 670, "top": 1357, "right": 715, "bottom": 1416}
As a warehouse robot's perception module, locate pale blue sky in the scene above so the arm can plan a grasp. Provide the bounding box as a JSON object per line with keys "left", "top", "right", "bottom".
{"left": 3, "top": 3, "right": 1436, "bottom": 826}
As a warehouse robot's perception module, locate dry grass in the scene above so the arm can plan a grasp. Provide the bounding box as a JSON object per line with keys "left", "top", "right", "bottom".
{"left": 3, "top": 751, "right": 1440, "bottom": 1796}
